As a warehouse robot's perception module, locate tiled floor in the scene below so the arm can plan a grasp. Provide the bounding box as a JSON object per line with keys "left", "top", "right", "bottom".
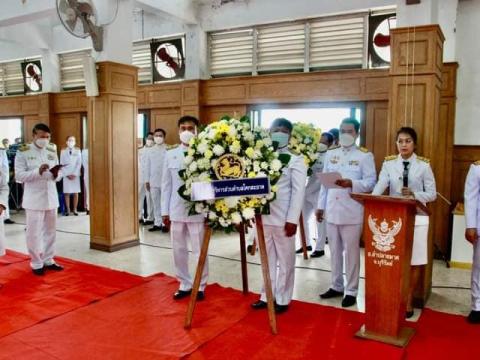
{"left": 3, "top": 212, "right": 473, "bottom": 319}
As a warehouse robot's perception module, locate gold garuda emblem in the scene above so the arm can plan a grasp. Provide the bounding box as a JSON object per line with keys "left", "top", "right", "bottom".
{"left": 368, "top": 215, "right": 402, "bottom": 252}
{"left": 214, "top": 153, "right": 245, "bottom": 179}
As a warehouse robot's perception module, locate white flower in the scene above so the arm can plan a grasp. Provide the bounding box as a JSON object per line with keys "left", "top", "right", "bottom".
{"left": 219, "top": 217, "right": 228, "bottom": 227}
{"left": 263, "top": 137, "right": 272, "bottom": 146}
{"left": 213, "top": 144, "right": 225, "bottom": 156}
{"left": 197, "top": 142, "right": 208, "bottom": 154}
{"left": 253, "top": 161, "right": 261, "bottom": 173}
{"left": 231, "top": 212, "right": 242, "bottom": 224}
{"left": 198, "top": 158, "right": 210, "bottom": 170}
{"left": 266, "top": 192, "right": 274, "bottom": 200}
{"left": 242, "top": 207, "right": 255, "bottom": 220}
{"left": 260, "top": 162, "right": 268, "bottom": 170}
{"left": 188, "top": 162, "right": 198, "bottom": 172}
{"left": 261, "top": 198, "right": 267, "bottom": 205}
{"left": 257, "top": 171, "right": 267, "bottom": 178}
{"left": 228, "top": 127, "right": 237, "bottom": 137}
{"left": 198, "top": 172, "right": 210, "bottom": 182}
{"left": 271, "top": 159, "right": 282, "bottom": 171}
{"left": 208, "top": 212, "right": 217, "bottom": 220}
{"left": 184, "top": 155, "right": 194, "bottom": 165}
{"left": 244, "top": 132, "right": 254, "bottom": 142}
{"left": 195, "top": 203, "right": 204, "bottom": 213}
{"left": 225, "top": 196, "right": 239, "bottom": 208}
{"left": 230, "top": 142, "right": 241, "bottom": 154}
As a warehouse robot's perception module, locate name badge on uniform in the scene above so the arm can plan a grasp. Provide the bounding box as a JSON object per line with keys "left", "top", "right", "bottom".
{"left": 349, "top": 160, "right": 359, "bottom": 166}
{"left": 28, "top": 156, "right": 36, "bottom": 160}
{"left": 330, "top": 156, "right": 339, "bottom": 164}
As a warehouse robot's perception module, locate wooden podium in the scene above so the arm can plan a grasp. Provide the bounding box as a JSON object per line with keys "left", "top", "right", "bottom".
{"left": 351, "top": 193, "right": 430, "bottom": 347}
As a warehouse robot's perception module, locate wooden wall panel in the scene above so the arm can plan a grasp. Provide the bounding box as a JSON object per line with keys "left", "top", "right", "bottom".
{"left": 452, "top": 146, "right": 480, "bottom": 207}
{"left": 203, "top": 105, "right": 248, "bottom": 124}
{"left": 151, "top": 108, "right": 181, "bottom": 145}
{"left": 365, "top": 101, "right": 389, "bottom": 172}
{"left": 53, "top": 91, "right": 87, "bottom": 113}
{"left": 50, "top": 113, "right": 82, "bottom": 152}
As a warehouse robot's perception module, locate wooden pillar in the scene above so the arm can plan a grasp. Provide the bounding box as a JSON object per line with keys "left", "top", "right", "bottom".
{"left": 88, "top": 61, "right": 139, "bottom": 252}
{"left": 388, "top": 25, "right": 444, "bottom": 306}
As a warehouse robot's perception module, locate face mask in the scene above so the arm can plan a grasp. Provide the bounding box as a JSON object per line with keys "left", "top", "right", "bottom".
{"left": 146, "top": 139, "right": 154, "bottom": 147}
{"left": 67, "top": 141, "right": 75, "bottom": 149}
{"left": 318, "top": 143, "right": 328, "bottom": 152}
{"left": 339, "top": 133, "right": 356, "bottom": 148}
{"left": 154, "top": 136, "right": 164, "bottom": 145}
{"left": 35, "top": 138, "right": 49, "bottom": 148}
{"left": 179, "top": 131, "right": 195, "bottom": 145}
{"left": 271, "top": 132, "right": 290, "bottom": 149}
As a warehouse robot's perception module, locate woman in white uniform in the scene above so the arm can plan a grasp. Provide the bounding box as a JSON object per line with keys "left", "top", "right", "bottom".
{"left": 60, "top": 136, "right": 82, "bottom": 216}
{"left": 0, "top": 148, "right": 9, "bottom": 257}
{"left": 372, "top": 127, "right": 436, "bottom": 318}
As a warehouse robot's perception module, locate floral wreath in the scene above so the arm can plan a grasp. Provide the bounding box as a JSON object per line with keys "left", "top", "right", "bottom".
{"left": 289, "top": 122, "right": 322, "bottom": 175}
{"left": 179, "top": 116, "right": 290, "bottom": 233}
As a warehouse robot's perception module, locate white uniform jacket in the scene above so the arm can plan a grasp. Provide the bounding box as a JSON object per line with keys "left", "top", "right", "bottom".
{"left": 15, "top": 143, "right": 61, "bottom": 210}
{"left": 372, "top": 153, "right": 437, "bottom": 205}
{"left": 0, "top": 149, "right": 8, "bottom": 209}
{"left": 304, "top": 150, "right": 326, "bottom": 207}
{"left": 318, "top": 146, "right": 377, "bottom": 225}
{"left": 263, "top": 149, "right": 308, "bottom": 227}
{"left": 161, "top": 144, "right": 203, "bottom": 223}
{"left": 146, "top": 144, "right": 167, "bottom": 188}
{"left": 465, "top": 162, "right": 480, "bottom": 230}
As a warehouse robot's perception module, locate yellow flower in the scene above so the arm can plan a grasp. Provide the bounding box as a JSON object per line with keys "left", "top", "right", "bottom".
{"left": 205, "top": 149, "right": 213, "bottom": 159}
{"left": 245, "top": 147, "right": 255, "bottom": 159}
{"left": 247, "top": 171, "right": 256, "bottom": 178}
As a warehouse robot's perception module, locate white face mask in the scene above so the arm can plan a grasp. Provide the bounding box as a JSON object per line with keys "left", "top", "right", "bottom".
{"left": 67, "top": 140, "right": 75, "bottom": 149}
{"left": 339, "top": 133, "right": 356, "bottom": 148}
{"left": 179, "top": 130, "right": 195, "bottom": 145}
{"left": 35, "top": 138, "right": 49, "bottom": 148}
{"left": 318, "top": 143, "right": 328, "bottom": 153}
{"left": 146, "top": 139, "right": 154, "bottom": 147}
{"left": 154, "top": 136, "right": 164, "bottom": 145}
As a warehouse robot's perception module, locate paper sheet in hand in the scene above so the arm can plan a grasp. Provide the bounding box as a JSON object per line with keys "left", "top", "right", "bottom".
{"left": 316, "top": 172, "right": 343, "bottom": 189}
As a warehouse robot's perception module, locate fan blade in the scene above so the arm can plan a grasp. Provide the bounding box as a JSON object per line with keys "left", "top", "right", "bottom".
{"left": 373, "top": 33, "right": 391, "bottom": 47}
{"left": 77, "top": 2, "right": 94, "bottom": 16}
{"left": 58, "top": 0, "right": 70, "bottom": 14}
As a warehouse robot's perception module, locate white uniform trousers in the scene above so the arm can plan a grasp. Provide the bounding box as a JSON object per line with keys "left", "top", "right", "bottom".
{"left": 150, "top": 187, "right": 163, "bottom": 227}
{"left": 171, "top": 221, "right": 208, "bottom": 291}
{"left": 25, "top": 209, "right": 57, "bottom": 270}
{"left": 472, "top": 236, "right": 480, "bottom": 311}
{"left": 260, "top": 225, "right": 296, "bottom": 306}
{"left": 299, "top": 203, "right": 326, "bottom": 251}
{"left": 138, "top": 184, "right": 154, "bottom": 221}
{"left": 0, "top": 213, "right": 5, "bottom": 256}
{"left": 326, "top": 222, "right": 362, "bottom": 297}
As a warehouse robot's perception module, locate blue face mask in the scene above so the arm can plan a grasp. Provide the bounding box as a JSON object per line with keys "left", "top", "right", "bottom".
{"left": 271, "top": 131, "right": 290, "bottom": 149}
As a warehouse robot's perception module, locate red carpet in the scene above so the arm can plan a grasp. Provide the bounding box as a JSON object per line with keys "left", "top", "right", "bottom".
{"left": 0, "top": 250, "right": 29, "bottom": 266}
{"left": 0, "top": 252, "right": 477, "bottom": 359}
{"left": 0, "top": 255, "right": 146, "bottom": 337}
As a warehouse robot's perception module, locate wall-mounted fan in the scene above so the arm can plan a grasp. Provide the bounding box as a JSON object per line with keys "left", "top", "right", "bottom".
{"left": 56, "top": 0, "right": 104, "bottom": 51}
{"left": 21, "top": 60, "right": 42, "bottom": 93}
{"left": 368, "top": 13, "right": 396, "bottom": 67}
{"left": 150, "top": 38, "right": 186, "bottom": 82}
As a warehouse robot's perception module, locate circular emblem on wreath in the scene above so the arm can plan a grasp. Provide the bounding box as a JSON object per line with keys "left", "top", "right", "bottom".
{"left": 214, "top": 153, "right": 245, "bottom": 179}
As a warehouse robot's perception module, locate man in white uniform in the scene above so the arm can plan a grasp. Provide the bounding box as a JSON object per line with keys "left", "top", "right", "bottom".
{"left": 60, "top": 136, "right": 82, "bottom": 216}
{"left": 297, "top": 132, "right": 333, "bottom": 257}
{"left": 81, "top": 148, "right": 89, "bottom": 214}
{"left": 161, "top": 116, "right": 207, "bottom": 300}
{"left": 0, "top": 148, "right": 9, "bottom": 256}
{"left": 316, "top": 118, "right": 376, "bottom": 307}
{"left": 146, "top": 129, "right": 168, "bottom": 232}
{"left": 15, "top": 124, "right": 64, "bottom": 275}
{"left": 138, "top": 132, "right": 154, "bottom": 225}
{"left": 464, "top": 160, "right": 480, "bottom": 324}
{"left": 251, "top": 118, "right": 307, "bottom": 314}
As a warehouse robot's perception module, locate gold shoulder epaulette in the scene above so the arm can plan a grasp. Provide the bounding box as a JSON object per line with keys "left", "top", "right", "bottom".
{"left": 417, "top": 156, "right": 430, "bottom": 163}
{"left": 473, "top": 160, "right": 480, "bottom": 166}
{"left": 328, "top": 145, "right": 340, "bottom": 151}
{"left": 19, "top": 144, "right": 29, "bottom": 152}
{"left": 384, "top": 155, "right": 397, "bottom": 161}
{"left": 359, "top": 147, "right": 369, "bottom": 153}
{"left": 47, "top": 144, "right": 56, "bottom": 153}
{"left": 167, "top": 144, "right": 179, "bottom": 150}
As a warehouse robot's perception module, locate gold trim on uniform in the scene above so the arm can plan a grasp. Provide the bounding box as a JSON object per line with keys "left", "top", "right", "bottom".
{"left": 359, "top": 147, "right": 369, "bottom": 153}
{"left": 417, "top": 156, "right": 430, "bottom": 163}
{"left": 19, "top": 144, "right": 29, "bottom": 152}
{"left": 474, "top": 160, "right": 480, "bottom": 166}
{"left": 167, "top": 144, "right": 179, "bottom": 150}
{"left": 384, "top": 155, "right": 397, "bottom": 161}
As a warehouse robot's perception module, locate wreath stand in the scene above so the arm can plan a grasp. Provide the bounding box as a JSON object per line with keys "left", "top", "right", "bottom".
{"left": 184, "top": 213, "right": 278, "bottom": 334}
{"left": 249, "top": 211, "right": 309, "bottom": 260}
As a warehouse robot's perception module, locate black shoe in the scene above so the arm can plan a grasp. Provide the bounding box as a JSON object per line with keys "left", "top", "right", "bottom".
{"left": 86, "top": 210, "right": 90, "bottom": 215}
{"left": 73, "top": 212, "right": 78, "bottom": 216}
{"left": 406, "top": 310, "right": 414, "bottom": 319}
{"left": 32, "top": 267, "right": 45, "bottom": 276}
{"left": 173, "top": 289, "right": 192, "bottom": 300}
{"left": 143, "top": 220, "right": 154, "bottom": 226}
{"left": 320, "top": 288, "right": 343, "bottom": 299}
{"left": 161, "top": 225, "right": 169, "bottom": 233}
{"left": 45, "top": 263, "right": 64, "bottom": 271}
{"left": 275, "top": 304, "right": 289, "bottom": 314}
{"left": 296, "top": 246, "right": 312, "bottom": 254}
{"left": 139, "top": 219, "right": 144, "bottom": 225}
{"left": 4, "top": 219, "right": 15, "bottom": 224}
{"left": 251, "top": 300, "right": 268, "bottom": 310}
{"left": 64, "top": 212, "right": 70, "bottom": 217}
{"left": 467, "top": 310, "right": 480, "bottom": 324}
{"left": 310, "top": 250, "right": 325, "bottom": 258}
{"left": 341, "top": 295, "right": 357, "bottom": 308}
{"left": 197, "top": 291, "right": 205, "bottom": 301}
{"left": 148, "top": 225, "right": 162, "bottom": 232}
